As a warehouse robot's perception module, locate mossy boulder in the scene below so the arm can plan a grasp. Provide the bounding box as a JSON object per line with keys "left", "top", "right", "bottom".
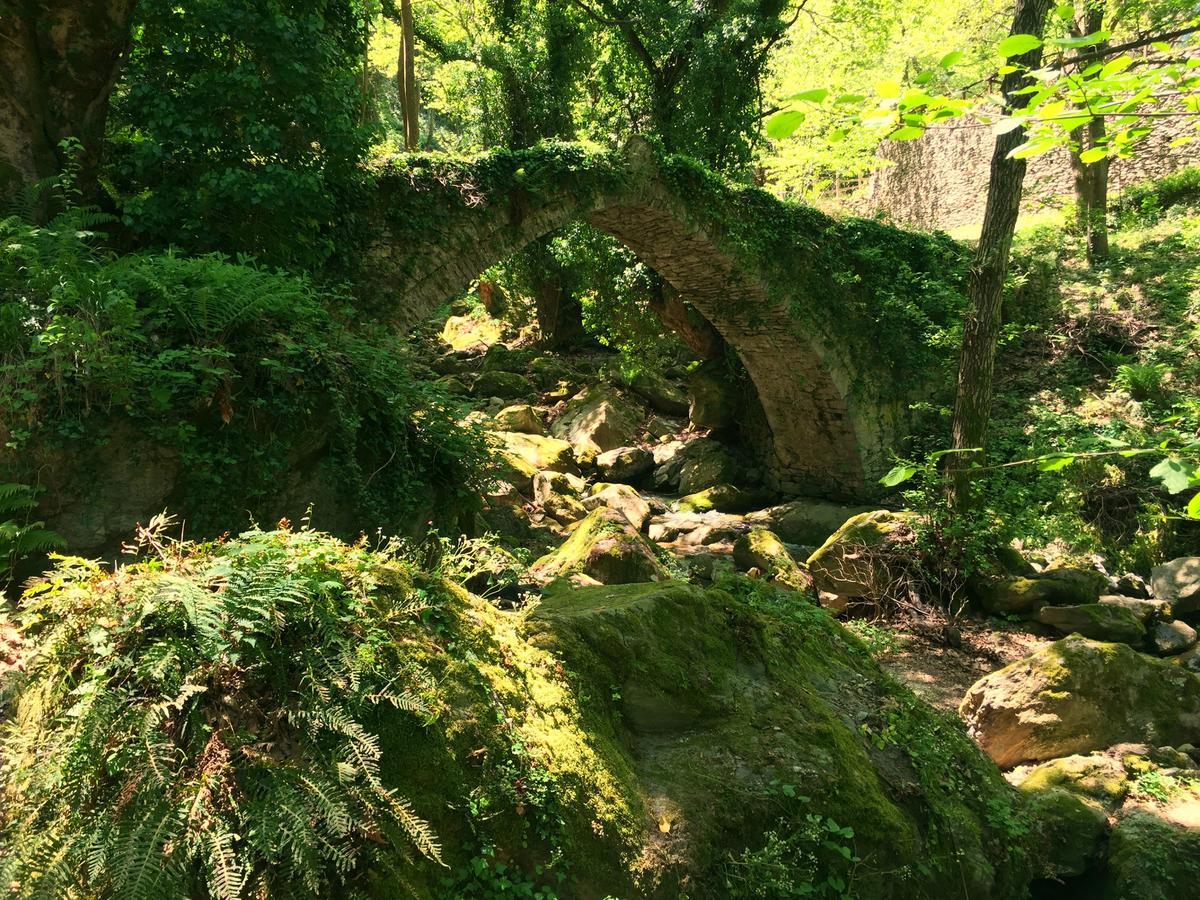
{"left": 1017, "top": 753, "right": 1131, "bottom": 809}
{"left": 733, "top": 528, "right": 807, "bottom": 590}
{"left": 521, "top": 579, "right": 1033, "bottom": 898}
{"left": 1035, "top": 603, "right": 1147, "bottom": 645}
{"left": 489, "top": 431, "right": 577, "bottom": 494}
{"left": 493, "top": 403, "right": 544, "bottom": 435}
{"left": 625, "top": 370, "right": 688, "bottom": 416}
{"left": 474, "top": 369, "right": 536, "bottom": 401}
{"left": 480, "top": 343, "right": 534, "bottom": 374}
{"left": 440, "top": 310, "right": 502, "bottom": 351}
{"left": 677, "top": 483, "right": 768, "bottom": 514}
{"left": 747, "top": 498, "right": 874, "bottom": 546}
{"left": 960, "top": 634, "right": 1200, "bottom": 768}
{"left": 1105, "top": 809, "right": 1200, "bottom": 899}
{"left": 582, "top": 483, "right": 652, "bottom": 531}
{"left": 686, "top": 363, "right": 736, "bottom": 430}
{"left": 531, "top": 469, "right": 587, "bottom": 505}
{"left": 675, "top": 440, "right": 738, "bottom": 495}
{"left": 1151, "top": 619, "right": 1198, "bottom": 656}
{"left": 530, "top": 509, "right": 668, "bottom": 585}
{"left": 975, "top": 564, "right": 1109, "bottom": 615}
{"left": 1022, "top": 788, "right": 1108, "bottom": 879}
{"left": 805, "top": 510, "right": 916, "bottom": 603}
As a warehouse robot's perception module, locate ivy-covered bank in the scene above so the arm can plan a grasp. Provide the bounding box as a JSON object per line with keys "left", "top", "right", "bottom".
{"left": 0, "top": 211, "right": 489, "bottom": 552}
{"left": 0, "top": 527, "right": 1035, "bottom": 898}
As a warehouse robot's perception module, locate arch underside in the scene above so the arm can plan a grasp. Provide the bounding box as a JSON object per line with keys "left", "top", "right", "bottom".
{"left": 371, "top": 169, "right": 894, "bottom": 500}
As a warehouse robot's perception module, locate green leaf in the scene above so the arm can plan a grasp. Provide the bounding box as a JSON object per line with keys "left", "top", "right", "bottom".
{"left": 766, "top": 110, "right": 805, "bottom": 140}
{"left": 789, "top": 88, "right": 829, "bottom": 103}
{"left": 835, "top": 93, "right": 866, "bottom": 104}
{"left": 992, "top": 117, "right": 1026, "bottom": 136}
{"left": 1009, "top": 137, "right": 1058, "bottom": 159}
{"left": 880, "top": 465, "right": 919, "bottom": 487}
{"left": 889, "top": 125, "right": 925, "bottom": 141}
{"left": 1100, "top": 55, "right": 1133, "bottom": 78}
{"left": 1187, "top": 492, "right": 1200, "bottom": 520}
{"left": 1149, "top": 457, "right": 1198, "bottom": 494}
{"left": 875, "top": 80, "right": 901, "bottom": 99}
{"left": 998, "top": 34, "right": 1043, "bottom": 59}
{"left": 1079, "top": 146, "right": 1108, "bottom": 164}
{"left": 939, "top": 51, "right": 964, "bottom": 69}
{"left": 1036, "top": 453, "right": 1076, "bottom": 471}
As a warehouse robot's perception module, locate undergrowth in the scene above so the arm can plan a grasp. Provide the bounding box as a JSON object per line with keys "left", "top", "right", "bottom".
{"left": 0, "top": 207, "right": 490, "bottom": 537}
{"left": 0, "top": 521, "right": 446, "bottom": 898}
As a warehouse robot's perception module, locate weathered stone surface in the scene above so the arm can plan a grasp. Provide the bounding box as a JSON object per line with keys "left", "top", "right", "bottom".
{"left": 493, "top": 404, "right": 544, "bottom": 435}
{"left": 648, "top": 510, "right": 748, "bottom": 547}
{"left": 676, "top": 483, "right": 767, "bottom": 514}
{"left": 480, "top": 344, "right": 533, "bottom": 374}
{"left": 1115, "top": 572, "right": 1151, "bottom": 599}
{"left": 746, "top": 498, "right": 875, "bottom": 546}
{"left": 490, "top": 431, "right": 577, "bottom": 493}
{"left": 626, "top": 370, "right": 688, "bottom": 416}
{"left": 806, "top": 510, "right": 916, "bottom": 602}
{"left": 1022, "top": 788, "right": 1108, "bottom": 880}
{"left": 550, "top": 386, "right": 642, "bottom": 464}
{"left": 595, "top": 446, "right": 654, "bottom": 483}
{"left": 733, "top": 528, "right": 806, "bottom": 590}
{"left": 543, "top": 492, "right": 588, "bottom": 526}
{"left": 687, "top": 363, "right": 736, "bottom": 430}
{"left": 435, "top": 374, "right": 470, "bottom": 395}
{"left": 960, "top": 634, "right": 1200, "bottom": 767}
{"left": 440, "top": 311, "right": 502, "bottom": 351}
{"left": 974, "top": 564, "right": 1110, "bottom": 615}
{"left": 1105, "top": 808, "right": 1200, "bottom": 898}
{"left": 531, "top": 469, "right": 587, "bottom": 506}
{"left": 583, "top": 483, "right": 652, "bottom": 532}
{"left": 1098, "top": 594, "right": 1170, "bottom": 623}
{"left": 1034, "top": 603, "right": 1147, "bottom": 645}
{"left": 1152, "top": 557, "right": 1200, "bottom": 617}
{"left": 1151, "top": 619, "right": 1198, "bottom": 656}
{"left": 676, "top": 440, "right": 738, "bottom": 496}
{"left": 530, "top": 509, "right": 668, "bottom": 584}
{"left": 1017, "top": 754, "right": 1130, "bottom": 809}
{"left": 474, "top": 369, "right": 536, "bottom": 400}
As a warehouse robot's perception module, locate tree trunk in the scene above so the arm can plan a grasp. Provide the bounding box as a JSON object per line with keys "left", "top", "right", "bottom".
{"left": 1067, "top": 1, "right": 1110, "bottom": 266}
{"left": 0, "top": 0, "right": 138, "bottom": 218}
{"left": 397, "top": 0, "right": 419, "bottom": 150}
{"left": 647, "top": 281, "right": 725, "bottom": 360}
{"left": 949, "top": 0, "right": 1054, "bottom": 501}
{"left": 1069, "top": 117, "right": 1110, "bottom": 264}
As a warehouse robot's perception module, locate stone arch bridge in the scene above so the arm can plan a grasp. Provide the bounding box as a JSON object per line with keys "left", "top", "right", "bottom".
{"left": 362, "top": 139, "right": 964, "bottom": 500}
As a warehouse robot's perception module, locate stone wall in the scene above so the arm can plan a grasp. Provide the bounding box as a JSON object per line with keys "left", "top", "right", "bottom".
{"left": 864, "top": 114, "right": 1196, "bottom": 232}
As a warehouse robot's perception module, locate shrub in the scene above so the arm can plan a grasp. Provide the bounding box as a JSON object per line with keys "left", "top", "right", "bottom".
{"left": 0, "top": 523, "right": 444, "bottom": 898}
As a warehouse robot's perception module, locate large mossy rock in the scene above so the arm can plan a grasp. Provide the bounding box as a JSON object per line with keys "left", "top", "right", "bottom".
{"left": 520, "top": 580, "right": 1033, "bottom": 898}
{"left": 489, "top": 431, "right": 578, "bottom": 494}
{"left": 746, "top": 498, "right": 874, "bottom": 547}
{"left": 550, "top": 386, "right": 642, "bottom": 464}
{"left": 530, "top": 508, "right": 668, "bottom": 584}
{"left": 474, "top": 369, "right": 536, "bottom": 401}
{"left": 974, "top": 564, "right": 1109, "bottom": 615}
{"left": 1152, "top": 557, "right": 1200, "bottom": 617}
{"left": 805, "top": 510, "right": 916, "bottom": 603}
{"left": 440, "top": 310, "right": 502, "bottom": 351}
{"left": 960, "top": 634, "right": 1200, "bottom": 768}
{"left": 1105, "top": 809, "right": 1200, "bottom": 899}
{"left": 1034, "top": 603, "right": 1147, "bottom": 645}
{"left": 733, "top": 528, "right": 806, "bottom": 590}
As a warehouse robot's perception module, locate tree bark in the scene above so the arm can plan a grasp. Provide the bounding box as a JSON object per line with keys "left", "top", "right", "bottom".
{"left": 1067, "top": 1, "right": 1109, "bottom": 265}
{"left": 949, "top": 0, "right": 1054, "bottom": 501}
{"left": 397, "top": 0, "right": 419, "bottom": 150}
{"left": 647, "top": 281, "right": 725, "bottom": 360}
{"left": 0, "top": 0, "right": 138, "bottom": 218}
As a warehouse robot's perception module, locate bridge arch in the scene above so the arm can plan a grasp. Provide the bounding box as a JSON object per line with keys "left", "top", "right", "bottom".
{"left": 362, "top": 140, "right": 963, "bottom": 500}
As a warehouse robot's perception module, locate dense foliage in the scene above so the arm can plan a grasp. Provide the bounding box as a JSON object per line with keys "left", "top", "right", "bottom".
{"left": 0, "top": 525, "right": 443, "bottom": 897}
{"left": 110, "top": 0, "right": 376, "bottom": 269}
{"left": 0, "top": 208, "right": 489, "bottom": 539}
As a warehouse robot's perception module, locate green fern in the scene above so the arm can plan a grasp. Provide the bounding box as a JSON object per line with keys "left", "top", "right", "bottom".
{"left": 0, "top": 481, "right": 64, "bottom": 589}
{"left": 0, "top": 525, "right": 446, "bottom": 898}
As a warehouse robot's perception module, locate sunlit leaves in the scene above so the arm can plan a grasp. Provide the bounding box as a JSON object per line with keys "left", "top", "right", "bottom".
{"left": 767, "top": 109, "right": 806, "bottom": 139}
{"left": 998, "top": 34, "right": 1042, "bottom": 59}
{"left": 1149, "top": 457, "right": 1199, "bottom": 494}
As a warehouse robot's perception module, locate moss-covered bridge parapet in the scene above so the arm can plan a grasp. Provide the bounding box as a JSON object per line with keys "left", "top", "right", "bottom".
{"left": 363, "top": 139, "right": 965, "bottom": 500}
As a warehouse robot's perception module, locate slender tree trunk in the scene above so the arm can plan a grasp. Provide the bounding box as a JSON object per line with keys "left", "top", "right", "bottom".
{"left": 647, "top": 281, "right": 725, "bottom": 359}
{"left": 0, "top": 0, "right": 138, "bottom": 218}
{"left": 1067, "top": 1, "right": 1110, "bottom": 265}
{"left": 949, "top": 0, "right": 1054, "bottom": 501}
{"left": 397, "top": 0, "right": 419, "bottom": 150}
